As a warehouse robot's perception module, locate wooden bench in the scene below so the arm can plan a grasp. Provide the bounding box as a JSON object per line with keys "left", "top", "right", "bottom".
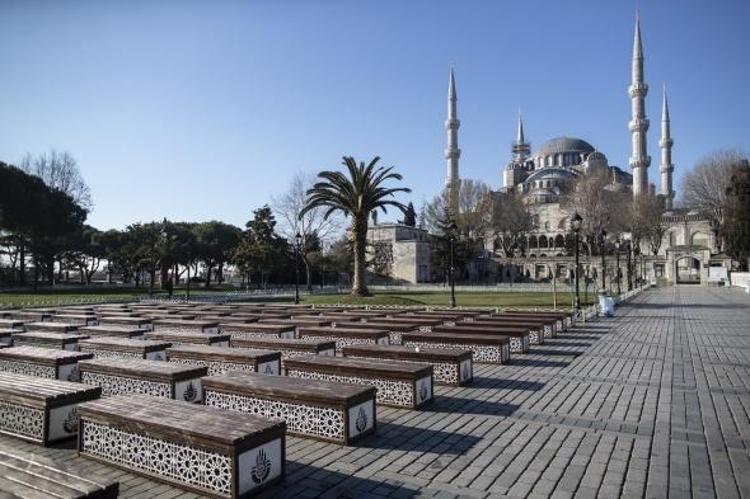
{"left": 230, "top": 337, "right": 336, "bottom": 364}
{"left": 501, "top": 310, "right": 572, "bottom": 331}
{"left": 403, "top": 312, "right": 478, "bottom": 325}
{"left": 10, "top": 311, "right": 51, "bottom": 322}
{"left": 79, "top": 337, "right": 171, "bottom": 360}
{"left": 13, "top": 332, "right": 89, "bottom": 351}
{"left": 97, "top": 316, "right": 153, "bottom": 330}
{"left": 0, "top": 318, "right": 25, "bottom": 330}
{"left": 203, "top": 371, "right": 376, "bottom": 445}
{"left": 339, "top": 321, "right": 422, "bottom": 345}
{"left": 0, "top": 346, "right": 93, "bottom": 381}
{"left": 0, "top": 446, "right": 118, "bottom": 498}
{"left": 79, "top": 358, "right": 208, "bottom": 402}
{"left": 153, "top": 318, "right": 220, "bottom": 334}
{"left": 433, "top": 324, "right": 533, "bottom": 352}
{"left": 24, "top": 321, "right": 80, "bottom": 334}
{"left": 257, "top": 318, "right": 333, "bottom": 334}
{"left": 342, "top": 344, "right": 473, "bottom": 386}
{"left": 78, "top": 394, "right": 285, "bottom": 498}
{"left": 0, "top": 372, "right": 100, "bottom": 445}
{"left": 297, "top": 326, "right": 390, "bottom": 351}
{"left": 51, "top": 314, "right": 99, "bottom": 326}
{"left": 285, "top": 356, "right": 434, "bottom": 409}
{"left": 401, "top": 331, "right": 511, "bottom": 364}
{"left": 473, "top": 316, "right": 556, "bottom": 339}
{"left": 79, "top": 324, "right": 149, "bottom": 338}
{"left": 220, "top": 322, "right": 297, "bottom": 340}
{"left": 144, "top": 330, "right": 231, "bottom": 347}
{"left": 167, "top": 345, "right": 282, "bottom": 375}
{"left": 363, "top": 316, "right": 444, "bottom": 332}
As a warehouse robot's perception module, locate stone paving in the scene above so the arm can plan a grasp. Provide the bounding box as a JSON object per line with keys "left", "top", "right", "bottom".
{"left": 1, "top": 286, "right": 749, "bottom": 498}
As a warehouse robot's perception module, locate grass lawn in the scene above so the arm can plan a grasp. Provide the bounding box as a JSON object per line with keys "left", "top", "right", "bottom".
{"left": 302, "top": 290, "right": 596, "bottom": 308}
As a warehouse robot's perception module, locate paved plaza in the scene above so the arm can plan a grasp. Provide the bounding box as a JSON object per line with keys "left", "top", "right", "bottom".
{"left": 2, "top": 286, "right": 749, "bottom": 498}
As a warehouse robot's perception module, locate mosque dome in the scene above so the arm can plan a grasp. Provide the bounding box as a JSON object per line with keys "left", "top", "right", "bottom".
{"left": 536, "top": 137, "right": 595, "bottom": 156}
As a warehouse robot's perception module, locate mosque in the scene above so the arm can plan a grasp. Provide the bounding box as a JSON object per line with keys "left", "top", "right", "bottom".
{"left": 369, "top": 13, "right": 728, "bottom": 287}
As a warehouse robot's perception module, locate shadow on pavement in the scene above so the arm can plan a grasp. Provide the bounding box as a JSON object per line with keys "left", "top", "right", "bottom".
{"left": 357, "top": 421, "right": 483, "bottom": 454}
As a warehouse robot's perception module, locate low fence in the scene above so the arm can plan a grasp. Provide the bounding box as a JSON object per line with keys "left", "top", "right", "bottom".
{"left": 368, "top": 283, "right": 575, "bottom": 293}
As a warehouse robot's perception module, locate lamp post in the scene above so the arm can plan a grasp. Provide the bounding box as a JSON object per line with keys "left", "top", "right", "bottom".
{"left": 448, "top": 222, "right": 457, "bottom": 308}
{"left": 571, "top": 213, "right": 583, "bottom": 315}
{"left": 294, "top": 232, "right": 302, "bottom": 304}
{"left": 615, "top": 239, "right": 622, "bottom": 296}
{"left": 599, "top": 229, "right": 607, "bottom": 293}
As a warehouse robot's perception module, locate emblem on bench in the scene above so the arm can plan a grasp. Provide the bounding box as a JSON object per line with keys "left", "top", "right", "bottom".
{"left": 461, "top": 363, "right": 470, "bottom": 381}
{"left": 251, "top": 448, "right": 272, "bottom": 484}
{"left": 264, "top": 364, "right": 273, "bottom": 375}
{"left": 419, "top": 382, "right": 429, "bottom": 402}
{"left": 63, "top": 408, "right": 78, "bottom": 434}
{"left": 183, "top": 382, "right": 197, "bottom": 402}
{"left": 355, "top": 407, "right": 368, "bottom": 433}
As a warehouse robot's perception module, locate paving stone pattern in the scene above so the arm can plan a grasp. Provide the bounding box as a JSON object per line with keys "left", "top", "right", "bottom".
{"left": 1, "top": 286, "right": 748, "bottom": 498}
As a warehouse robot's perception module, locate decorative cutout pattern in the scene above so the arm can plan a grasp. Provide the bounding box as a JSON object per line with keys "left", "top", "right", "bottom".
{"left": 0, "top": 401, "right": 45, "bottom": 441}
{"left": 286, "top": 369, "right": 415, "bottom": 407}
{"left": 0, "top": 359, "right": 56, "bottom": 379}
{"left": 528, "top": 330, "right": 541, "bottom": 345}
{"left": 169, "top": 357, "right": 255, "bottom": 376}
{"left": 402, "top": 340, "right": 509, "bottom": 364}
{"left": 81, "top": 421, "right": 232, "bottom": 495}
{"left": 80, "top": 372, "right": 171, "bottom": 398}
{"left": 205, "top": 391, "right": 345, "bottom": 442}
{"left": 509, "top": 337, "right": 523, "bottom": 353}
{"left": 300, "top": 335, "right": 383, "bottom": 351}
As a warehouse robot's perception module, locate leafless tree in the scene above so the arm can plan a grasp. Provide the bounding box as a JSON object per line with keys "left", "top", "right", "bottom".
{"left": 682, "top": 149, "right": 748, "bottom": 247}
{"left": 490, "top": 190, "right": 535, "bottom": 258}
{"left": 272, "top": 172, "right": 342, "bottom": 290}
{"left": 630, "top": 194, "right": 668, "bottom": 255}
{"left": 562, "top": 170, "right": 629, "bottom": 254}
{"left": 20, "top": 149, "right": 93, "bottom": 210}
{"left": 423, "top": 179, "right": 492, "bottom": 239}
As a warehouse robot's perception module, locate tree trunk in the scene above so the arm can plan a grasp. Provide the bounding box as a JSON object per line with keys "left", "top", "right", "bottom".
{"left": 303, "top": 256, "right": 313, "bottom": 293}
{"left": 205, "top": 264, "right": 213, "bottom": 288}
{"left": 218, "top": 263, "right": 224, "bottom": 285}
{"left": 351, "top": 220, "right": 369, "bottom": 296}
{"left": 160, "top": 265, "right": 169, "bottom": 290}
{"left": 19, "top": 240, "right": 26, "bottom": 285}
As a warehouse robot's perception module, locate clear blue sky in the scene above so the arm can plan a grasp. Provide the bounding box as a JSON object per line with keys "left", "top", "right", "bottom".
{"left": 1, "top": 0, "right": 748, "bottom": 230}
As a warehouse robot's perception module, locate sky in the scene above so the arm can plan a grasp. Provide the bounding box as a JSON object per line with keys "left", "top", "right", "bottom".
{"left": 1, "top": 0, "right": 748, "bottom": 231}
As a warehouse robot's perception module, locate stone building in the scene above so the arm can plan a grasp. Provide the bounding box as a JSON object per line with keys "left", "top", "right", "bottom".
{"left": 366, "top": 224, "right": 431, "bottom": 283}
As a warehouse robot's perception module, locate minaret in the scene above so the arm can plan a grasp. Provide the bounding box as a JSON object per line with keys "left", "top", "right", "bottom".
{"left": 444, "top": 68, "right": 461, "bottom": 217}
{"left": 628, "top": 10, "right": 650, "bottom": 197}
{"left": 659, "top": 85, "right": 675, "bottom": 209}
{"left": 512, "top": 112, "right": 530, "bottom": 162}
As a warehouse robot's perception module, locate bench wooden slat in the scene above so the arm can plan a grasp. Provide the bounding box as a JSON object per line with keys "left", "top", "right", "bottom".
{"left": 0, "top": 447, "right": 118, "bottom": 498}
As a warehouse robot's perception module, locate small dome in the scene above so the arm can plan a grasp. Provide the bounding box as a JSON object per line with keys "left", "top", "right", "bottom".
{"left": 536, "top": 137, "right": 595, "bottom": 156}
{"left": 587, "top": 151, "right": 606, "bottom": 161}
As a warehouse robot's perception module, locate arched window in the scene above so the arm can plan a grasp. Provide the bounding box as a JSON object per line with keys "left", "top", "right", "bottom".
{"left": 555, "top": 235, "right": 565, "bottom": 247}
{"left": 539, "top": 235, "right": 548, "bottom": 248}
{"left": 529, "top": 235, "right": 538, "bottom": 248}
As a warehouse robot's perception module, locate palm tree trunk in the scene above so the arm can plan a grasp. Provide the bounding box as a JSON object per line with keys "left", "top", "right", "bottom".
{"left": 351, "top": 220, "right": 369, "bottom": 296}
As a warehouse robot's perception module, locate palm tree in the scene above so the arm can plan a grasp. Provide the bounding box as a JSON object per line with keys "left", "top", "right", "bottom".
{"left": 300, "top": 156, "right": 410, "bottom": 296}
